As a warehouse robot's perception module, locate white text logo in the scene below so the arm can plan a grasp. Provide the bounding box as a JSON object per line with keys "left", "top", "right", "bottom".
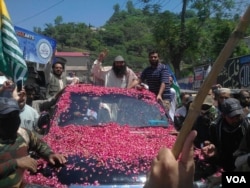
{"left": 226, "top": 176, "right": 246, "bottom": 184}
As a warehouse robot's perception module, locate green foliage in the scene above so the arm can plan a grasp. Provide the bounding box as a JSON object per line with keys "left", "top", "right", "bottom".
{"left": 35, "top": 0, "right": 250, "bottom": 79}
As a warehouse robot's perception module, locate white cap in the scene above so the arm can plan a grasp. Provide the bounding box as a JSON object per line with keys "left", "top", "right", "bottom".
{"left": 114, "top": 55, "right": 124, "bottom": 62}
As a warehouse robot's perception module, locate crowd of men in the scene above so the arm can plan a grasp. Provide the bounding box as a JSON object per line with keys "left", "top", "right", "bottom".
{"left": 1, "top": 49, "right": 250, "bottom": 187}
{"left": 174, "top": 85, "right": 250, "bottom": 186}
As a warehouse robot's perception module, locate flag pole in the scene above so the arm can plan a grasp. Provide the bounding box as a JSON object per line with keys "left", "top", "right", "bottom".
{"left": 172, "top": 5, "right": 250, "bottom": 159}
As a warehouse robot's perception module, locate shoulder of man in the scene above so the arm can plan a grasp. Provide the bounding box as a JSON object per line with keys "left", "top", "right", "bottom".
{"left": 48, "top": 72, "right": 54, "bottom": 83}
{"left": 160, "top": 64, "right": 170, "bottom": 73}
{"left": 210, "top": 116, "right": 222, "bottom": 133}
{"left": 242, "top": 117, "right": 250, "bottom": 130}
{"left": 160, "top": 63, "right": 167, "bottom": 69}
{"left": 17, "top": 127, "right": 30, "bottom": 144}
{"left": 126, "top": 67, "right": 136, "bottom": 74}
{"left": 23, "top": 103, "right": 39, "bottom": 114}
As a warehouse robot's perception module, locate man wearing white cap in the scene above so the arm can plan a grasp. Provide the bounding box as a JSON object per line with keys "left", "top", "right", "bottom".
{"left": 91, "top": 50, "right": 137, "bottom": 88}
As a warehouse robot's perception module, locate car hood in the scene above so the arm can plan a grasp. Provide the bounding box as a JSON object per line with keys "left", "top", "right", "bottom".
{"left": 26, "top": 123, "right": 176, "bottom": 187}
{"left": 44, "top": 154, "right": 148, "bottom": 186}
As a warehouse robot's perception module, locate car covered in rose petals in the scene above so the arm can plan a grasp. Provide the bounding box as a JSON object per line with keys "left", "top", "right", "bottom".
{"left": 24, "top": 84, "right": 178, "bottom": 187}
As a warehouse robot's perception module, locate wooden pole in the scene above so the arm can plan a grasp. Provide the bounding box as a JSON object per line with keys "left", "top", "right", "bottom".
{"left": 171, "top": 5, "right": 250, "bottom": 159}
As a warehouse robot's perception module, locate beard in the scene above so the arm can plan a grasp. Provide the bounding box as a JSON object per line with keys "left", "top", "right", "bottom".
{"left": 26, "top": 97, "right": 33, "bottom": 106}
{"left": 224, "top": 118, "right": 243, "bottom": 132}
{"left": 150, "top": 60, "right": 159, "bottom": 67}
{"left": 230, "top": 118, "right": 243, "bottom": 128}
{"left": 53, "top": 70, "right": 63, "bottom": 78}
{"left": 112, "top": 64, "right": 127, "bottom": 78}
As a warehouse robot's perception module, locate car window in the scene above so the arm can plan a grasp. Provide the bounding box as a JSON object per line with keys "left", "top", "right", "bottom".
{"left": 57, "top": 93, "right": 168, "bottom": 127}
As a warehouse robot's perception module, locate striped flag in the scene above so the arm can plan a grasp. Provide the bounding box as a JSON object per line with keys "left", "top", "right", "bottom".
{"left": 165, "top": 63, "right": 181, "bottom": 106}
{"left": 0, "top": 0, "right": 27, "bottom": 83}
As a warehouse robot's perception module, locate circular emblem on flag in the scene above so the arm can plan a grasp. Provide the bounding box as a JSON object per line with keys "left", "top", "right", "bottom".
{"left": 36, "top": 39, "right": 53, "bottom": 63}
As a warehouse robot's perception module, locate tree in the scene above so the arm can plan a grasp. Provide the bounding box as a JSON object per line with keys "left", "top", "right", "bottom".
{"left": 54, "top": 16, "right": 63, "bottom": 26}
{"left": 113, "top": 3, "right": 120, "bottom": 14}
{"left": 36, "top": 1, "right": 249, "bottom": 79}
{"left": 126, "top": 0, "right": 136, "bottom": 14}
{"left": 139, "top": 0, "right": 242, "bottom": 78}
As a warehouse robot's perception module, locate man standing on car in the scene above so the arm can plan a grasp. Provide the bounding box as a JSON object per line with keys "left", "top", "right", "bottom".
{"left": 46, "top": 57, "right": 67, "bottom": 99}
{"left": 31, "top": 57, "right": 67, "bottom": 114}
{"left": 132, "top": 50, "right": 171, "bottom": 112}
{"left": 91, "top": 50, "right": 138, "bottom": 88}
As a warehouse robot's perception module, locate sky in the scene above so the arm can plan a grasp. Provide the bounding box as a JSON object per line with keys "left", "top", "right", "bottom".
{"left": 5, "top": 0, "right": 183, "bottom": 31}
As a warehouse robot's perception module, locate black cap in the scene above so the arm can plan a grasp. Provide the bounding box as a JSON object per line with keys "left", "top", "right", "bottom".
{"left": 52, "top": 56, "right": 67, "bottom": 69}
{"left": 0, "top": 97, "right": 20, "bottom": 118}
{"left": 53, "top": 56, "right": 67, "bottom": 64}
{"left": 221, "top": 98, "right": 243, "bottom": 117}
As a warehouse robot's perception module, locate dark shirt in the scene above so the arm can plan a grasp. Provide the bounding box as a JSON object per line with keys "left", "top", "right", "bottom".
{"left": 193, "top": 116, "right": 212, "bottom": 149}
{"left": 193, "top": 106, "right": 217, "bottom": 148}
{"left": 236, "top": 119, "right": 250, "bottom": 154}
{"left": 140, "top": 63, "right": 171, "bottom": 101}
{"left": 209, "top": 117, "right": 250, "bottom": 171}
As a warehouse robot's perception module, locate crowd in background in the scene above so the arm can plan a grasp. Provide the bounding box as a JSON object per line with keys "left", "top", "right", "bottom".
{"left": 1, "top": 49, "right": 250, "bottom": 187}
{"left": 173, "top": 85, "right": 250, "bottom": 186}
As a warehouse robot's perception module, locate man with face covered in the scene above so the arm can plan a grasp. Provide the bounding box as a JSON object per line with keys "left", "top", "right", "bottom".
{"left": 201, "top": 98, "right": 250, "bottom": 172}
{"left": 91, "top": 50, "right": 138, "bottom": 88}
{"left": 0, "top": 84, "right": 40, "bottom": 132}
{"left": 0, "top": 97, "right": 66, "bottom": 188}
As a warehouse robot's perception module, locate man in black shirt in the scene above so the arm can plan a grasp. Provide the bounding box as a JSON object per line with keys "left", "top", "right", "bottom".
{"left": 201, "top": 98, "right": 249, "bottom": 172}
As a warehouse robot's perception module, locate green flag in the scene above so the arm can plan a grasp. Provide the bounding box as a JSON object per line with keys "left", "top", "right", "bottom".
{"left": 0, "top": 0, "right": 27, "bottom": 82}
{"left": 166, "top": 64, "right": 181, "bottom": 106}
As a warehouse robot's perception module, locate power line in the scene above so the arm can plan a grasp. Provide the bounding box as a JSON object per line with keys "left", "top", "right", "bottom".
{"left": 15, "top": 0, "right": 64, "bottom": 25}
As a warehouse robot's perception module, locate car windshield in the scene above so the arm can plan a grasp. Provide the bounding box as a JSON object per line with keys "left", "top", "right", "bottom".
{"left": 57, "top": 93, "right": 168, "bottom": 127}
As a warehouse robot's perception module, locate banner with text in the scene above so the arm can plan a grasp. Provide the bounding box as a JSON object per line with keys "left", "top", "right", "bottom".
{"left": 217, "top": 54, "right": 250, "bottom": 88}
{"left": 14, "top": 26, "right": 57, "bottom": 64}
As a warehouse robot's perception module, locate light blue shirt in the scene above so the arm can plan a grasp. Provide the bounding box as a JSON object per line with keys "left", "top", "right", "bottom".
{"left": 19, "top": 104, "right": 40, "bottom": 132}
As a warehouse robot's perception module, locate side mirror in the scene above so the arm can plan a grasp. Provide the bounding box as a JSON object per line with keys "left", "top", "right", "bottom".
{"left": 37, "top": 111, "right": 50, "bottom": 135}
